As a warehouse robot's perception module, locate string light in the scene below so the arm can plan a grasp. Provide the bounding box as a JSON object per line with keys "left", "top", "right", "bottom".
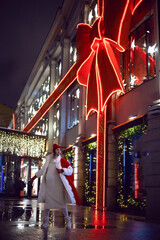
{"left": 0, "top": 129, "right": 46, "bottom": 158}
{"left": 63, "top": 148, "right": 74, "bottom": 166}
{"left": 84, "top": 141, "right": 97, "bottom": 205}
{"left": 117, "top": 124, "right": 147, "bottom": 211}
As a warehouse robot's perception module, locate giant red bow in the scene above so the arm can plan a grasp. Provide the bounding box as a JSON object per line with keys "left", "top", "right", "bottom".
{"left": 76, "top": 0, "right": 143, "bottom": 118}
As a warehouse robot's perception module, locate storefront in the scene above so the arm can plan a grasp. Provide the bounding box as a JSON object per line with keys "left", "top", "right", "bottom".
{"left": 82, "top": 136, "right": 97, "bottom": 206}
{"left": 0, "top": 128, "right": 46, "bottom": 197}
{"left": 113, "top": 117, "right": 147, "bottom": 215}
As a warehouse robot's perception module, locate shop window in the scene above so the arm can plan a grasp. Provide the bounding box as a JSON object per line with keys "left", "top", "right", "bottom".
{"left": 20, "top": 158, "right": 28, "bottom": 196}
{"left": 117, "top": 124, "right": 147, "bottom": 212}
{"left": 122, "top": 16, "right": 156, "bottom": 90}
{"left": 30, "top": 159, "right": 39, "bottom": 196}
{"left": 0, "top": 154, "right": 16, "bottom": 194}
{"left": 84, "top": 141, "right": 97, "bottom": 205}
{"left": 67, "top": 88, "right": 80, "bottom": 129}
{"left": 20, "top": 158, "right": 39, "bottom": 197}
{"left": 53, "top": 102, "right": 60, "bottom": 139}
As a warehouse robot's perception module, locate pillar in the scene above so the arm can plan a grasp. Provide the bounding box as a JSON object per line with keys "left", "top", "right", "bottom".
{"left": 47, "top": 60, "right": 56, "bottom": 153}
{"left": 106, "top": 95, "right": 117, "bottom": 210}
{"left": 74, "top": 85, "right": 86, "bottom": 200}
{"left": 59, "top": 38, "right": 70, "bottom": 147}
{"left": 141, "top": 104, "right": 160, "bottom": 220}
{"left": 106, "top": 121, "right": 117, "bottom": 210}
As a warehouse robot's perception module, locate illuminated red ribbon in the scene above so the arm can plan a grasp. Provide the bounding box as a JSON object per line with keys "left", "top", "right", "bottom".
{"left": 76, "top": 0, "right": 143, "bottom": 118}
{"left": 22, "top": 0, "right": 144, "bottom": 134}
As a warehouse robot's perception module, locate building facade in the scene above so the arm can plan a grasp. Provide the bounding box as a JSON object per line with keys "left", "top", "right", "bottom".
{"left": 10, "top": 0, "right": 160, "bottom": 219}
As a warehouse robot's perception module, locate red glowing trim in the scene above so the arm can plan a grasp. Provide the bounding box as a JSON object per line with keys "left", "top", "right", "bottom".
{"left": 21, "top": 158, "right": 24, "bottom": 178}
{"left": 117, "top": 0, "right": 130, "bottom": 45}
{"left": 101, "top": 0, "right": 104, "bottom": 19}
{"left": 96, "top": 112, "right": 100, "bottom": 209}
{"left": 85, "top": 39, "right": 102, "bottom": 119}
{"left": 37, "top": 122, "right": 48, "bottom": 133}
{"left": 104, "top": 38, "right": 125, "bottom": 52}
{"left": 97, "top": 0, "right": 100, "bottom": 16}
{"left": 132, "top": 0, "right": 143, "bottom": 15}
{"left": 97, "top": 0, "right": 104, "bottom": 18}
{"left": 96, "top": 14, "right": 125, "bottom": 52}
{"left": 102, "top": 90, "right": 122, "bottom": 111}
{"left": 77, "top": 23, "right": 92, "bottom": 30}
{"left": 104, "top": 40, "right": 124, "bottom": 90}
{"left": 95, "top": 109, "right": 106, "bottom": 209}
{"left": 22, "top": 63, "right": 77, "bottom": 133}
{"left": 96, "top": 17, "right": 102, "bottom": 39}
{"left": 80, "top": 40, "right": 125, "bottom": 119}
{"left": 86, "top": 108, "right": 98, "bottom": 120}
{"left": 91, "top": 37, "right": 100, "bottom": 51}
{"left": 77, "top": 51, "right": 94, "bottom": 86}
{"left": 99, "top": 39, "right": 124, "bottom": 111}
{"left": 95, "top": 43, "right": 102, "bottom": 112}
{"left": 77, "top": 14, "right": 125, "bottom": 119}
{"left": 103, "top": 107, "right": 106, "bottom": 208}
{"left": 135, "top": 163, "right": 139, "bottom": 198}
{"left": 12, "top": 113, "right": 15, "bottom": 130}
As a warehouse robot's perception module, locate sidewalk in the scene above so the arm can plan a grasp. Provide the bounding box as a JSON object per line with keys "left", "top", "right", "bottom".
{"left": 0, "top": 197, "right": 160, "bottom": 240}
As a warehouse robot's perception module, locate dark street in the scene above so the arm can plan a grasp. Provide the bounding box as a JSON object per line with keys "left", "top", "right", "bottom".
{"left": 0, "top": 198, "right": 160, "bottom": 240}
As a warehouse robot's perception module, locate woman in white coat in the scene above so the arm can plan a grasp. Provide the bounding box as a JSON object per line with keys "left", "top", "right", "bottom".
{"left": 30, "top": 144, "right": 81, "bottom": 230}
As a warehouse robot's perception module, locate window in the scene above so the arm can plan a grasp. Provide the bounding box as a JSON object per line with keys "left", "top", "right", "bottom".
{"left": 34, "top": 117, "right": 48, "bottom": 136}
{"left": 70, "top": 43, "right": 77, "bottom": 67}
{"left": 55, "top": 61, "right": 62, "bottom": 86}
{"left": 122, "top": 16, "right": 156, "bottom": 90}
{"left": 117, "top": 124, "right": 147, "bottom": 212}
{"left": 28, "top": 76, "right": 50, "bottom": 136}
{"left": 67, "top": 88, "right": 80, "bottom": 129}
{"left": 28, "top": 76, "right": 50, "bottom": 121}
{"left": 88, "top": 3, "right": 98, "bottom": 25}
{"left": 121, "top": 135, "right": 146, "bottom": 200}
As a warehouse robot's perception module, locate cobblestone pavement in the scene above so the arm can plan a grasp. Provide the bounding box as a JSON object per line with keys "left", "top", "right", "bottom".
{"left": 0, "top": 198, "right": 160, "bottom": 240}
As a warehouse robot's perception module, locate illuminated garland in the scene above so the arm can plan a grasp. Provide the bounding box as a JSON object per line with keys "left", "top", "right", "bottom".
{"left": 117, "top": 124, "right": 147, "bottom": 211}
{"left": 0, "top": 129, "right": 46, "bottom": 158}
{"left": 63, "top": 148, "right": 74, "bottom": 165}
{"left": 84, "top": 141, "right": 97, "bottom": 205}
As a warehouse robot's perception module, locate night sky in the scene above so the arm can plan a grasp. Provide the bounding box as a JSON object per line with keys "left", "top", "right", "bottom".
{"left": 0, "top": 0, "right": 64, "bottom": 110}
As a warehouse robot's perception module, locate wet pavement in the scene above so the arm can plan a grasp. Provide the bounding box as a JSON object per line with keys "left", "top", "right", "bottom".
{"left": 0, "top": 198, "right": 160, "bottom": 240}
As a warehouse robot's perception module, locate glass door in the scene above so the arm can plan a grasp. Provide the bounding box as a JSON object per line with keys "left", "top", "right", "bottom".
{"left": 31, "top": 159, "right": 39, "bottom": 196}
{"left": 20, "top": 158, "right": 39, "bottom": 197}
{"left": 20, "top": 158, "right": 29, "bottom": 196}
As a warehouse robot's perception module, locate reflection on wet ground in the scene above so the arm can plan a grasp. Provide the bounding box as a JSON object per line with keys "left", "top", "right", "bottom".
{"left": 0, "top": 198, "right": 160, "bottom": 240}
{"left": 0, "top": 199, "right": 120, "bottom": 229}
{"left": 0, "top": 198, "right": 119, "bottom": 229}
